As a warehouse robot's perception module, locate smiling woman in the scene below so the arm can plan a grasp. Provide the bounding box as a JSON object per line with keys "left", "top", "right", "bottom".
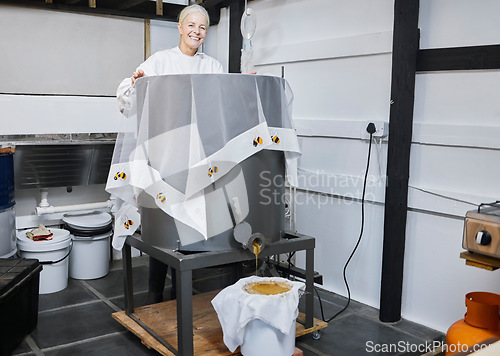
{"left": 178, "top": 10, "right": 208, "bottom": 56}
{"left": 115, "top": 4, "right": 225, "bottom": 303}
{"left": 116, "top": 4, "right": 224, "bottom": 117}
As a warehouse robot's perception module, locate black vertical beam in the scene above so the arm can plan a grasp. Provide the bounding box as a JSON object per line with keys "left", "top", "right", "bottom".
{"left": 379, "top": 0, "right": 420, "bottom": 322}
{"left": 228, "top": 0, "right": 244, "bottom": 73}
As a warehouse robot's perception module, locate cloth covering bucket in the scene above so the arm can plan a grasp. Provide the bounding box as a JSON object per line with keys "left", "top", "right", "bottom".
{"left": 212, "top": 276, "right": 305, "bottom": 356}
{"left": 16, "top": 228, "right": 72, "bottom": 294}
{"left": 63, "top": 212, "right": 112, "bottom": 280}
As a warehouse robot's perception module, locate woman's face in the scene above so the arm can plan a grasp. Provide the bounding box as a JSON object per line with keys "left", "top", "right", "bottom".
{"left": 178, "top": 12, "right": 208, "bottom": 52}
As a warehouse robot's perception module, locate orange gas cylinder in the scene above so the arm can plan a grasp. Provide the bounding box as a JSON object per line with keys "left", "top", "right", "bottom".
{"left": 446, "top": 292, "right": 500, "bottom": 356}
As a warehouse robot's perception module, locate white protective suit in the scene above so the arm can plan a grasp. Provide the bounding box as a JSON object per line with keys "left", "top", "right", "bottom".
{"left": 117, "top": 46, "right": 224, "bottom": 117}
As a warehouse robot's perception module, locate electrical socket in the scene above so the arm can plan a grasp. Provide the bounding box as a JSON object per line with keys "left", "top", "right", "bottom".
{"left": 362, "top": 121, "right": 389, "bottom": 139}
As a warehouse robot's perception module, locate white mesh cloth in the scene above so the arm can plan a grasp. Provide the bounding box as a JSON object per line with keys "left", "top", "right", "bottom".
{"left": 211, "top": 276, "right": 305, "bottom": 353}
{"left": 106, "top": 74, "right": 300, "bottom": 249}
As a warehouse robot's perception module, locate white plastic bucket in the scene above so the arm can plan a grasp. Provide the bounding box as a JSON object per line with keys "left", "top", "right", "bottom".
{"left": 17, "top": 228, "right": 72, "bottom": 294}
{"left": 0, "top": 206, "right": 16, "bottom": 258}
{"left": 68, "top": 232, "right": 111, "bottom": 279}
{"left": 63, "top": 212, "right": 112, "bottom": 280}
{"left": 241, "top": 317, "right": 296, "bottom": 356}
{"left": 212, "top": 277, "right": 301, "bottom": 356}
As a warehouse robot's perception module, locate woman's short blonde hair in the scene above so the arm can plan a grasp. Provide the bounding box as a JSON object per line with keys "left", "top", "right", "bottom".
{"left": 178, "top": 4, "right": 210, "bottom": 27}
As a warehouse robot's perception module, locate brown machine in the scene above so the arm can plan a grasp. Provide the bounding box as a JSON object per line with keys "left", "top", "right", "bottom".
{"left": 463, "top": 201, "right": 500, "bottom": 258}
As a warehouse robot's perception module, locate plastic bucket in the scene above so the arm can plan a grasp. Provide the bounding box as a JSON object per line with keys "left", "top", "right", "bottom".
{"left": 241, "top": 280, "right": 296, "bottom": 356}
{"left": 17, "top": 228, "right": 72, "bottom": 294}
{"left": 0, "top": 207, "right": 16, "bottom": 258}
{"left": 241, "top": 318, "right": 296, "bottom": 356}
{"left": 0, "top": 153, "right": 15, "bottom": 210}
{"left": 0, "top": 153, "right": 16, "bottom": 258}
{"left": 63, "top": 212, "right": 112, "bottom": 280}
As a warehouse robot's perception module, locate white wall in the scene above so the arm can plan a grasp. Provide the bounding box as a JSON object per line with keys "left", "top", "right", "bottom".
{"left": 0, "top": 5, "right": 142, "bottom": 135}
{"left": 247, "top": 0, "right": 500, "bottom": 334}
{"left": 0, "top": 6, "right": 144, "bottom": 96}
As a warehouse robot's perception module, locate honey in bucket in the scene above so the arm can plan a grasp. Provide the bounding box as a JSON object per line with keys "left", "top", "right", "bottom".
{"left": 243, "top": 280, "right": 292, "bottom": 295}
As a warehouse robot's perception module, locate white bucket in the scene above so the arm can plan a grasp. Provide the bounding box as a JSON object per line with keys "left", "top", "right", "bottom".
{"left": 0, "top": 247, "right": 17, "bottom": 259}
{"left": 63, "top": 212, "right": 112, "bottom": 280}
{"left": 17, "top": 228, "right": 72, "bottom": 294}
{"left": 68, "top": 232, "right": 111, "bottom": 279}
{"left": 212, "top": 277, "right": 303, "bottom": 356}
{"left": 241, "top": 317, "right": 296, "bottom": 356}
{"left": 0, "top": 206, "right": 16, "bottom": 258}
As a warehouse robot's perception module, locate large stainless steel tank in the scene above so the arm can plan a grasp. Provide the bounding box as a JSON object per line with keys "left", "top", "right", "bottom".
{"left": 132, "top": 74, "right": 294, "bottom": 252}
{"left": 141, "top": 150, "right": 285, "bottom": 251}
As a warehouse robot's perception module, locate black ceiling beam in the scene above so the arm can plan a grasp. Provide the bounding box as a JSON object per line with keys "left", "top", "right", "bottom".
{"left": 0, "top": 0, "right": 184, "bottom": 21}
{"left": 379, "top": 0, "right": 420, "bottom": 323}
{"left": 0, "top": 0, "right": 245, "bottom": 23}
{"left": 417, "top": 44, "right": 500, "bottom": 72}
{"left": 118, "top": 0, "right": 148, "bottom": 11}
{"left": 201, "top": 0, "right": 227, "bottom": 7}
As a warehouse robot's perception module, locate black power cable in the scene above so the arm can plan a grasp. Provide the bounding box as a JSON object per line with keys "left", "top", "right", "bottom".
{"left": 317, "top": 125, "right": 376, "bottom": 323}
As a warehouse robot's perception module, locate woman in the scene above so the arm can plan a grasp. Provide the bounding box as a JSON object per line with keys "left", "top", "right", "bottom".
{"left": 117, "top": 4, "right": 224, "bottom": 117}
{"left": 116, "top": 4, "right": 224, "bottom": 303}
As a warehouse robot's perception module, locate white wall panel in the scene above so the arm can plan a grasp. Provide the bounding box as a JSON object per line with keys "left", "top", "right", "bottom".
{"left": 253, "top": 31, "right": 392, "bottom": 66}
{"left": 408, "top": 144, "right": 500, "bottom": 218}
{"left": 0, "top": 5, "right": 144, "bottom": 96}
{"left": 419, "top": 0, "right": 500, "bottom": 49}
{"left": 297, "top": 137, "right": 387, "bottom": 203}
{"left": 256, "top": 54, "right": 392, "bottom": 124}
{"left": 150, "top": 20, "right": 180, "bottom": 56}
{"left": 250, "top": 0, "right": 394, "bottom": 49}
{"left": 0, "top": 95, "right": 133, "bottom": 135}
{"left": 294, "top": 195, "right": 385, "bottom": 308}
{"left": 414, "top": 70, "right": 500, "bottom": 126}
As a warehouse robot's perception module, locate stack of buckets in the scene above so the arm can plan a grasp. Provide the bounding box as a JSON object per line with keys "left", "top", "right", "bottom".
{"left": 0, "top": 150, "right": 16, "bottom": 259}
{"left": 16, "top": 212, "right": 112, "bottom": 294}
{"left": 16, "top": 212, "right": 113, "bottom": 294}
{"left": 63, "top": 212, "right": 113, "bottom": 280}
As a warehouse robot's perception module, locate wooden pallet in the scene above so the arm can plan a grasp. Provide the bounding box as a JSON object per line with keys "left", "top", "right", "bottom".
{"left": 112, "top": 290, "right": 327, "bottom": 355}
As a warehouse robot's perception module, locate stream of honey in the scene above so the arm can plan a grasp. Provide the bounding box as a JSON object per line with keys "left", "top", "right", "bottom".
{"left": 246, "top": 241, "right": 292, "bottom": 295}
{"left": 252, "top": 241, "right": 261, "bottom": 275}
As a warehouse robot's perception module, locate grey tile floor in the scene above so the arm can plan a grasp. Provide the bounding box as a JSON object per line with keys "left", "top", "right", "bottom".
{"left": 12, "top": 256, "right": 444, "bottom": 356}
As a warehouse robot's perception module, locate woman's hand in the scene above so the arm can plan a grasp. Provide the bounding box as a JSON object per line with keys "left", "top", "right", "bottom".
{"left": 131, "top": 69, "right": 146, "bottom": 84}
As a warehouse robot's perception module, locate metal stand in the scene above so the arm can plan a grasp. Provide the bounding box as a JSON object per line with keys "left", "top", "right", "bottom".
{"left": 122, "top": 232, "right": 316, "bottom": 356}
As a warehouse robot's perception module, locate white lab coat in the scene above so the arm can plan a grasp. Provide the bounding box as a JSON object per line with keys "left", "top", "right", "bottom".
{"left": 116, "top": 46, "right": 224, "bottom": 117}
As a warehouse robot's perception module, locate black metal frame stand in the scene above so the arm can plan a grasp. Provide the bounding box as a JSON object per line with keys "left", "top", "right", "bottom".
{"left": 122, "top": 232, "right": 316, "bottom": 356}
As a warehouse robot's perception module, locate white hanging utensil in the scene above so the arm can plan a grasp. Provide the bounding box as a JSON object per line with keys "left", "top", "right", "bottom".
{"left": 240, "top": 6, "right": 256, "bottom": 40}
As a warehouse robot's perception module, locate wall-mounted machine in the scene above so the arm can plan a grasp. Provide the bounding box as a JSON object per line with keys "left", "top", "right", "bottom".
{"left": 463, "top": 201, "right": 500, "bottom": 258}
